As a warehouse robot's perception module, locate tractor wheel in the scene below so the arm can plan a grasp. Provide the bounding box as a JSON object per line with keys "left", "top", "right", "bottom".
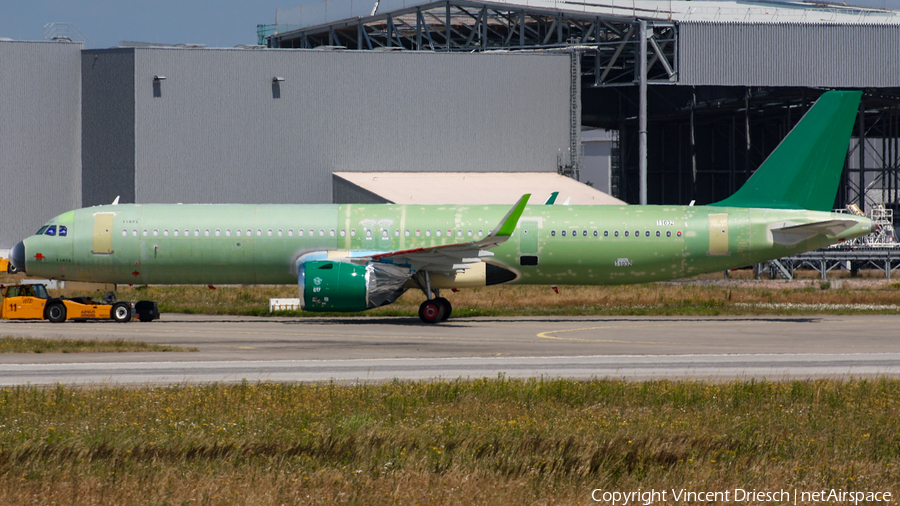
{"left": 46, "top": 303, "right": 67, "bottom": 323}
{"left": 111, "top": 302, "right": 132, "bottom": 322}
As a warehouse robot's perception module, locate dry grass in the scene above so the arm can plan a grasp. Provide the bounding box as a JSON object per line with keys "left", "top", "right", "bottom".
{"left": 0, "top": 378, "right": 898, "bottom": 504}
{"left": 106, "top": 276, "right": 900, "bottom": 317}
{"left": 0, "top": 336, "right": 197, "bottom": 354}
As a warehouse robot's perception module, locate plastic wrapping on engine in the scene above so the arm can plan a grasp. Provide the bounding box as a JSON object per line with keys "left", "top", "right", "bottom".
{"left": 365, "top": 263, "right": 411, "bottom": 308}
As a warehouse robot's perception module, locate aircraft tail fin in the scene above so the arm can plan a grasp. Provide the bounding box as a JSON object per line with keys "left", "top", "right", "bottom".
{"left": 712, "top": 90, "right": 861, "bottom": 211}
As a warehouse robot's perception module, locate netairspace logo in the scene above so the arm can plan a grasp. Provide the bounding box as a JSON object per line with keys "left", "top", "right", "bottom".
{"left": 590, "top": 488, "right": 893, "bottom": 505}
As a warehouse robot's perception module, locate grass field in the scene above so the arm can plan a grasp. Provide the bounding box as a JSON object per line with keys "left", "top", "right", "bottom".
{"left": 4, "top": 270, "right": 900, "bottom": 318}
{"left": 102, "top": 276, "right": 900, "bottom": 317}
{"left": 0, "top": 378, "right": 898, "bottom": 505}
{"left": 0, "top": 336, "right": 197, "bottom": 353}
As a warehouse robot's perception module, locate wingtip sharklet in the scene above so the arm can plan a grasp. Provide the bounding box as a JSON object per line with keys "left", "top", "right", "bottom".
{"left": 493, "top": 194, "right": 530, "bottom": 238}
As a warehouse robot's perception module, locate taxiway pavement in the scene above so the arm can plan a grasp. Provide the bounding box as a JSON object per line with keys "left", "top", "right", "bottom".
{"left": 0, "top": 314, "right": 898, "bottom": 384}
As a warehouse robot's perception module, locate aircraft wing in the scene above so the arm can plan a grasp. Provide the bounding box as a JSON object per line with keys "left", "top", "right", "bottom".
{"left": 770, "top": 219, "right": 860, "bottom": 246}
{"left": 363, "top": 194, "right": 530, "bottom": 273}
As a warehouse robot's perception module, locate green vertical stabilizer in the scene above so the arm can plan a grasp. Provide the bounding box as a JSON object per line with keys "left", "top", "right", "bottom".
{"left": 712, "top": 90, "right": 861, "bottom": 211}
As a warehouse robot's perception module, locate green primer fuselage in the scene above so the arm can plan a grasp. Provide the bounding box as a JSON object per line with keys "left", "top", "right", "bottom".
{"left": 21, "top": 203, "right": 872, "bottom": 286}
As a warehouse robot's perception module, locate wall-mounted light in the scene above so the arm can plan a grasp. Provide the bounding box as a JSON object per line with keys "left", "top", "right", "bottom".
{"left": 272, "top": 76, "right": 285, "bottom": 83}
{"left": 153, "top": 75, "right": 166, "bottom": 81}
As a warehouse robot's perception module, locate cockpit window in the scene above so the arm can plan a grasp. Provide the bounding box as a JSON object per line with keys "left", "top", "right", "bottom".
{"left": 44, "top": 226, "right": 57, "bottom": 236}
{"left": 58, "top": 226, "right": 68, "bottom": 237}
{"left": 36, "top": 226, "right": 49, "bottom": 235}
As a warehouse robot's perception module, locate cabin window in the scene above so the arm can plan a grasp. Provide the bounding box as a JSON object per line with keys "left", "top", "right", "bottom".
{"left": 405, "top": 229, "right": 410, "bottom": 237}
{"left": 215, "top": 229, "right": 221, "bottom": 237}
{"left": 340, "top": 229, "right": 346, "bottom": 237}
{"left": 366, "top": 229, "right": 372, "bottom": 238}
{"left": 593, "top": 230, "right": 598, "bottom": 237}
{"left": 133, "top": 230, "right": 138, "bottom": 237}
{"left": 615, "top": 231, "right": 619, "bottom": 237}
{"left": 478, "top": 230, "right": 484, "bottom": 236}
{"left": 174, "top": 230, "right": 179, "bottom": 237}
{"left": 561, "top": 230, "right": 566, "bottom": 237}
{"left": 153, "top": 229, "right": 158, "bottom": 237}
{"left": 624, "top": 231, "right": 628, "bottom": 237}
{"left": 204, "top": 229, "right": 210, "bottom": 237}
{"left": 255, "top": 230, "right": 261, "bottom": 236}
{"left": 277, "top": 229, "right": 282, "bottom": 237}
{"left": 425, "top": 230, "right": 431, "bottom": 237}
{"left": 121, "top": 230, "right": 127, "bottom": 237}
{"left": 287, "top": 229, "right": 293, "bottom": 237}
{"left": 236, "top": 229, "right": 242, "bottom": 237}
{"left": 634, "top": 230, "right": 639, "bottom": 237}
{"left": 164, "top": 229, "right": 169, "bottom": 237}
{"left": 677, "top": 231, "right": 683, "bottom": 237}
{"left": 551, "top": 230, "right": 556, "bottom": 237}
{"left": 645, "top": 231, "right": 650, "bottom": 237}
{"left": 583, "top": 230, "right": 588, "bottom": 237}
{"left": 319, "top": 229, "right": 325, "bottom": 237}
{"left": 350, "top": 229, "right": 356, "bottom": 237}
{"left": 226, "top": 230, "right": 231, "bottom": 237}
{"left": 436, "top": 229, "right": 442, "bottom": 237}
{"left": 468, "top": 230, "right": 473, "bottom": 237}
{"left": 394, "top": 229, "right": 400, "bottom": 237}
{"left": 656, "top": 230, "right": 661, "bottom": 237}
{"left": 267, "top": 229, "right": 272, "bottom": 237}
{"left": 194, "top": 230, "right": 199, "bottom": 237}
{"left": 666, "top": 231, "right": 671, "bottom": 238}
{"left": 603, "top": 231, "right": 608, "bottom": 237}
{"left": 457, "top": 230, "right": 463, "bottom": 238}
{"left": 296, "top": 229, "right": 302, "bottom": 237}
{"left": 382, "top": 230, "right": 388, "bottom": 238}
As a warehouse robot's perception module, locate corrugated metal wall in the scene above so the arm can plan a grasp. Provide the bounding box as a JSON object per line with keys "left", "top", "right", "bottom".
{"left": 0, "top": 41, "right": 82, "bottom": 249}
{"left": 127, "top": 48, "right": 571, "bottom": 204}
{"left": 679, "top": 22, "right": 900, "bottom": 87}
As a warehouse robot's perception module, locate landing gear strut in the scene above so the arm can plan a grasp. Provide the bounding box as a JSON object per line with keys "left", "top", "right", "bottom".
{"left": 416, "top": 272, "right": 453, "bottom": 324}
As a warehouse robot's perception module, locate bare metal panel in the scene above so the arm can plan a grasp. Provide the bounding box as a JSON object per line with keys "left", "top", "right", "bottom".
{"left": 0, "top": 41, "right": 82, "bottom": 249}
{"left": 129, "top": 48, "right": 571, "bottom": 205}
{"left": 679, "top": 22, "right": 900, "bottom": 87}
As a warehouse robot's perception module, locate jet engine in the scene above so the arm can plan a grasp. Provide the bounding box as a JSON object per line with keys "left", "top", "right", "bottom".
{"left": 298, "top": 260, "right": 410, "bottom": 312}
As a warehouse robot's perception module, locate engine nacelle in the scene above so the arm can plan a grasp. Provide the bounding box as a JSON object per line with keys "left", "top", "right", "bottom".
{"left": 298, "top": 259, "right": 410, "bottom": 312}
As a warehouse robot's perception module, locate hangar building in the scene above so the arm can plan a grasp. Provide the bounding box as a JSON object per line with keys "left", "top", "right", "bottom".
{"left": 264, "top": 0, "right": 900, "bottom": 215}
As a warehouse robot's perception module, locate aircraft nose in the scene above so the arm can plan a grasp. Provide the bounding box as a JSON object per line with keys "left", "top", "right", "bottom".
{"left": 9, "top": 241, "right": 25, "bottom": 274}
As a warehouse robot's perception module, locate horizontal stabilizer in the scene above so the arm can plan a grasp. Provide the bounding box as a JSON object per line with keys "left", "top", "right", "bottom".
{"left": 770, "top": 219, "right": 859, "bottom": 246}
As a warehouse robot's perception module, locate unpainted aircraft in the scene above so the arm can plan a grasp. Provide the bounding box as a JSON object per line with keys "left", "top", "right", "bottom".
{"left": 9, "top": 91, "right": 872, "bottom": 323}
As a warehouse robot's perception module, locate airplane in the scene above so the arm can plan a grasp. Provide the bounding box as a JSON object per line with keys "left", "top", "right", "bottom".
{"left": 8, "top": 90, "right": 873, "bottom": 323}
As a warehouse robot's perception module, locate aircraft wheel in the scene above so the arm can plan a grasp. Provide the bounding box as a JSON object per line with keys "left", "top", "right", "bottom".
{"left": 6, "top": 263, "right": 17, "bottom": 274}
{"left": 434, "top": 297, "right": 452, "bottom": 321}
{"left": 111, "top": 302, "right": 132, "bottom": 323}
{"left": 46, "top": 303, "right": 66, "bottom": 323}
{"left": 418, "top": 300, "right": 445, "bottom": 324}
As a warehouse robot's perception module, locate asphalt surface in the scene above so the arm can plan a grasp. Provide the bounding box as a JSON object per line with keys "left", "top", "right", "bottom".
{"left": 0, "top": 314, "right": 899, "bottom": 384}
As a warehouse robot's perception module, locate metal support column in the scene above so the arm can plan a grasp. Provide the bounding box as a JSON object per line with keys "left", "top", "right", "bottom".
{"left": 638, "top": 20, "right": 648, "bottom": 205}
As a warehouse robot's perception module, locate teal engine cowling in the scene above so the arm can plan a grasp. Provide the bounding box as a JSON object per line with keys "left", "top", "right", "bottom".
{"left": 298, "top": 260, "right": 411, "bottom": 312}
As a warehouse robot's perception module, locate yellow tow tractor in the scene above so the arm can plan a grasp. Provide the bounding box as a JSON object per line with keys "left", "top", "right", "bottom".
{"left": 0, "top": 283, "right": 159, "bottom": 323}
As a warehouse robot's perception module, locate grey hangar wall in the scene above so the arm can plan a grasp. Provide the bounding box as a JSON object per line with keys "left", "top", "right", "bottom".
{"left": 0, "top": 41, "right": 82, "bottom": 250}
{"left": 81, "top": 47, "right": 572, "bottom": 208}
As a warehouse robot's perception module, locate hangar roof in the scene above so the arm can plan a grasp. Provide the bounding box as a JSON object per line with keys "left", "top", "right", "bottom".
{"left": 333, "top": 172, "right": 626, "bottom": 206}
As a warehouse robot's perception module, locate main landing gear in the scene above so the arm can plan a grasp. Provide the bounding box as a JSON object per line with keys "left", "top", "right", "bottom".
{"left": 416, "top": 271, "right": 453, "bottom": 324}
